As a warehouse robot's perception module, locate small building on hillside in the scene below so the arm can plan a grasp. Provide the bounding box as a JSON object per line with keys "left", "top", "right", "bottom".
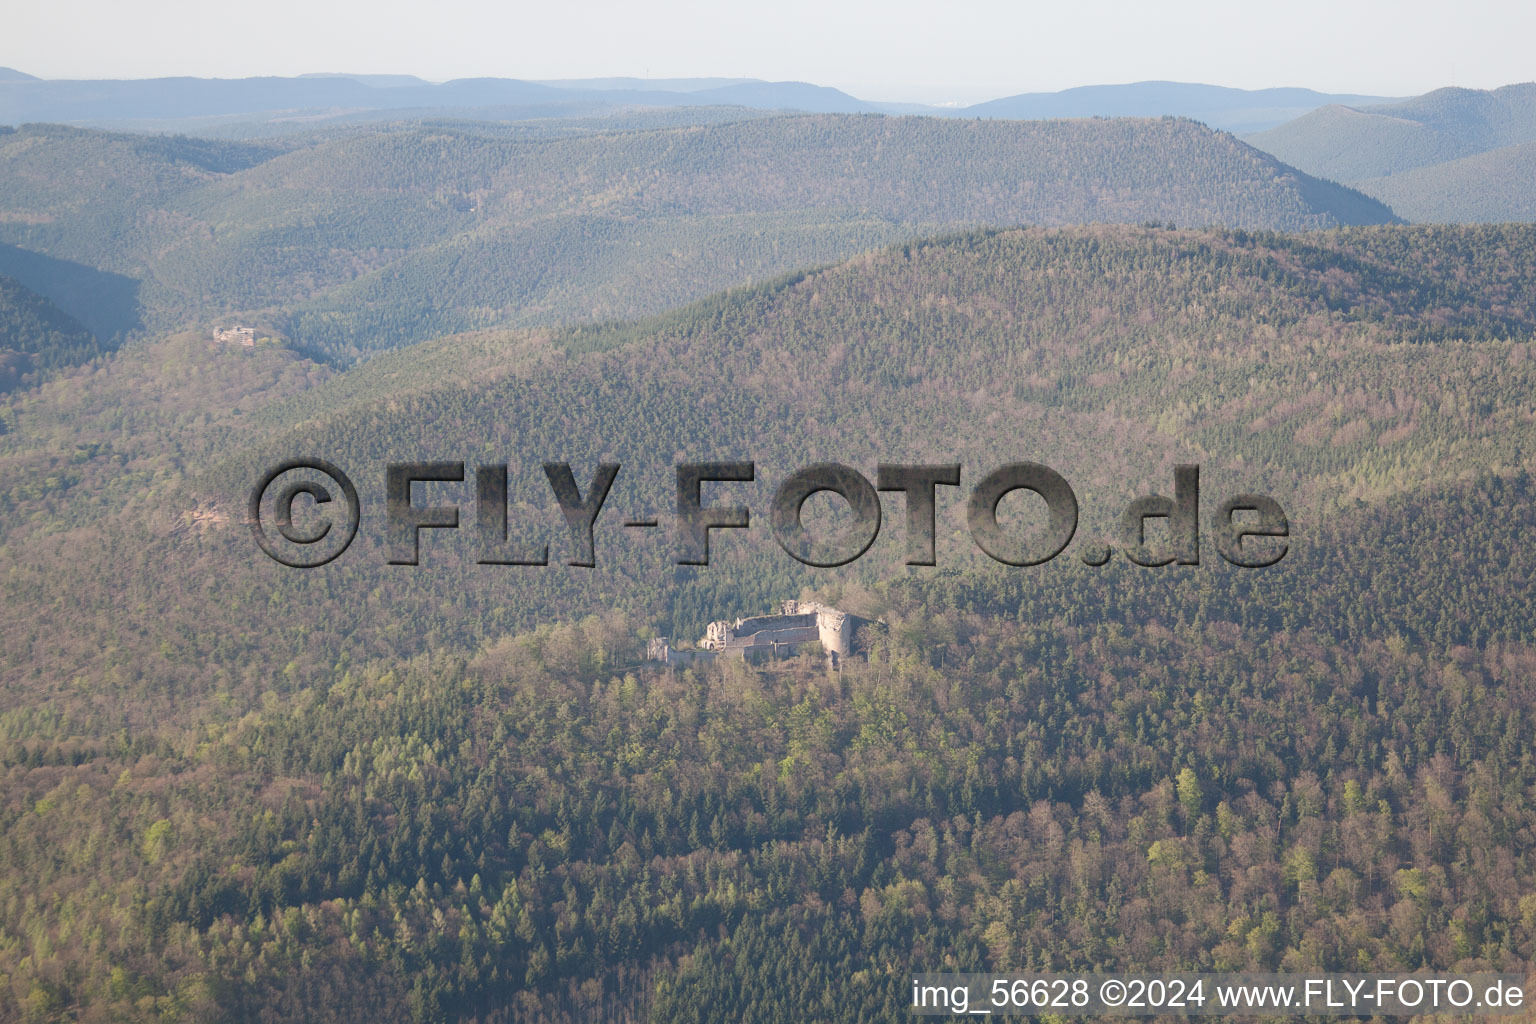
{"left": 648, "top": 600, "right": 878, "bottom": 668}
{"left": 213, "top": 325, "right": 256, "bottom": 346}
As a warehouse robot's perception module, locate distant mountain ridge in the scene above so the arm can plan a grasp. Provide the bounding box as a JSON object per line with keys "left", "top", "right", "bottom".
{"left": 297, "top": 72, "right": 432, "bottom": 88}
{"left": 1357, "top": 139, "right": 1536, "bottom": 223}
{"left": 532, "top": 76, "right": 761, "bottom": 92}
{"left": 1251, "top": 83, "right": 1536, "bottom": 179}
{"left": 966, "top": 81, "right": 1394, "bottom": 133}
{"left": 0, "top": 73, "right": 887, "bottom": 128}
{"left": 0, "top": 116, "right": 1397, "bottom": 361}
{"left": 0, "top": 70, "right": 1392, "bottom": 132}
{"left": 1248, "top": 83, "right": 1536, "bottom": 222}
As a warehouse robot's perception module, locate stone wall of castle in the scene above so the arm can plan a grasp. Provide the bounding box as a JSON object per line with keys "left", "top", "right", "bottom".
{"left": 648, "top": 600, "right": 876, "bottom": 668}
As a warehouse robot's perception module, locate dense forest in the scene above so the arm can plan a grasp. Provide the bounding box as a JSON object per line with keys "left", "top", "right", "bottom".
{"left": 7, "top": 222, "right": 1536, "bottom": 717}
{"left": 0, "top": 274, "right": 102, "bottom": 390}
{"left": 0, "top": 117, "right": 1395, "bottom": 361}
{"left": 1356, "top": 141, "right": 1536, "bottom": 224}
{"left": 9, "top": 514, "right": 1536, "bottom": 1021}
{"left": 1, "top": 222, "right": 1535, "bottom": 1020}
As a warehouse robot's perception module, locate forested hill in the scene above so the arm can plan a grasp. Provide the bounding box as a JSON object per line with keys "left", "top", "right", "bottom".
{"left": 963, "top": 82, "right": 1393, "bottom": 133}
{"left": 1352, "top": 140, "right": 1536, "bottom": 224}
{"left": 8, "top": 222, "right": 1536, "bottom": 719}
{"left": 3, "top": 222, "right": 1536, "bottom": 1021}
{"left": 1251, "top": 84, "right": 1536, "bottom": 181}
{"left": 1248, "top": 83, "right": 1536, "bottom": 223}
{"left": 0, "top": 116, "right": 1396, "bottom": 361}
{"left": 0, "top": 272, "right": 101, "bottom": 390}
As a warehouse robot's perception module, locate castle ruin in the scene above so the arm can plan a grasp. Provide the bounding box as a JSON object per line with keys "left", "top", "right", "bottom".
{"left": 648, "top": 600, "right": 876, "bottom": 668}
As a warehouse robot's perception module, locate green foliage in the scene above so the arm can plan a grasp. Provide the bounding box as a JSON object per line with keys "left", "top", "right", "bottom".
{"left": 0, "top": 222, "right": 1534, "bottom": 1021}
{"left": 0, "top": 273, "right": 102, "bottom": 389}
{"left": 9, "top": 224, "right": 1536, "bottom": 722}
{"left": 5, "top": 575, "right": 1536, "bottom": 1020}
{"left": 1, "top": 117, "right": 1395, "bottom": 362}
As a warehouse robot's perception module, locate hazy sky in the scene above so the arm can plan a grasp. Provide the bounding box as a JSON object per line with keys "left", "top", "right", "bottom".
{"left": 7, "top": 0, "right": 1534, "bottom": 104}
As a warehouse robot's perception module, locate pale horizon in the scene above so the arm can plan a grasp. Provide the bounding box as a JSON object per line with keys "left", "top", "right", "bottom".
{"left": 6, "top": 0, "right": 1534, "bottom": 107}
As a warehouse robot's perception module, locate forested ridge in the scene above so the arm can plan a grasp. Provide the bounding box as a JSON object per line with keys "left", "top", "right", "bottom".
{"left": 1, "top": 223, "right": 1535, "bottom": 1021}
{"left": 1248, "top": 83, "right": 1536, "bottom": 224}
{"left": 0, "top": 274, "right": 101, "bottom": 390}
{"left": 1251, "top": 84, "right": 1536, "bottom": 182}
{"left": 0, "top": 117, "right": 1395, "bottom": 362}
{"left": 1356, "top": 141, "right": 1536, "bottom": 224}
{"left": 6, "top": 482, "right": 1536, "bottom": 1021}
{"left": 7, "top": 223, "right": 1536, "bottom": 713}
